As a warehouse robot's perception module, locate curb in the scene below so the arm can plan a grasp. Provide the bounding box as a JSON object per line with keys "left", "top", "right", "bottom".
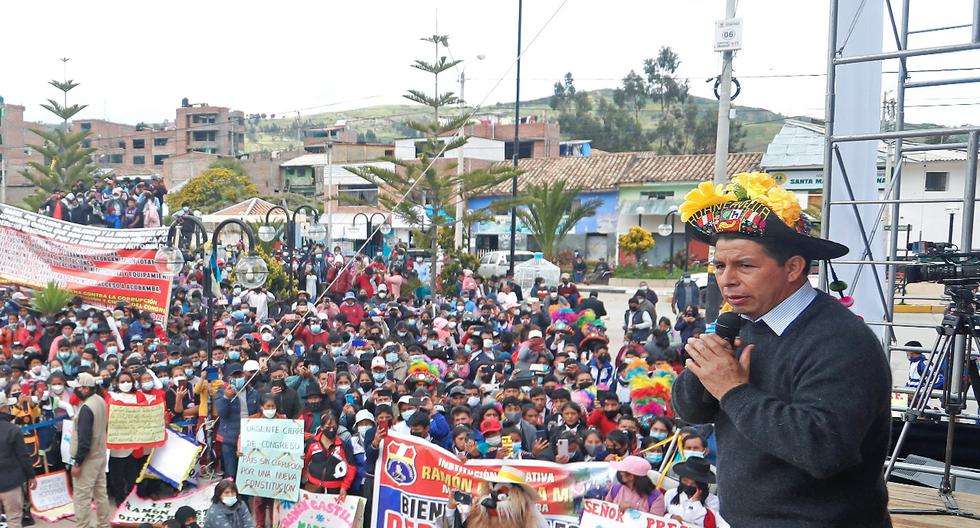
{"left": 894, "top": 304, "right": 945, "bottom": 314}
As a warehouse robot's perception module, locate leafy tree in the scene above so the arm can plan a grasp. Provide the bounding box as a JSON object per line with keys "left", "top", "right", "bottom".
{"left": 209, "top": 158, "right": 248, "bottom": 176}
{"left": 652, "top": 103, "right": 745, "bottom": 154}
{"left": 613, "top": 70, "right": 648, "bottom": 123}
{"left": 644, "top": 46, "right": 689, "bottom": 112}
{"left": 351, "top": 34, "right": 521, "bottom": 294}
{"left": 550, "top": 72, "right": 578, "bottom": 112}
{"left": 20, "top": 80, "right": 96, "bottom": 211}
{"left": 439, "top": 250, "right": 480, "bottom": 296}
{"left": 596, "top": 98, "right": 649, "bottom": 152}
{"left": 365, "top": 130, "right": 379, "bottom": 143}
{"left": 165, "top": 167, "right": 258, "bottom": 213}
{"left": 515, "top": 181, "right": 601, "bottom": 261}
{"left": 618, "top": 226, "right": 655, "bottom": 269}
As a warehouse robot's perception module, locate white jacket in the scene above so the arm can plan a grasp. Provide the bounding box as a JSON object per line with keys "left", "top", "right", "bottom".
{"left": 663, "top": 488, "right": 729, "bottom": 528}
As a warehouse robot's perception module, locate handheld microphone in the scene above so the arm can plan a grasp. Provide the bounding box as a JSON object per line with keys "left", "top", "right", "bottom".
{"left": 715, "top": 312, "right": 745, "bottom": 349}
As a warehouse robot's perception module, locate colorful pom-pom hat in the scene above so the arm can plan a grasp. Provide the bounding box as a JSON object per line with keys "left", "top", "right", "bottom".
{"left": 679, "top": 172, "right": 849, "bottom": 261}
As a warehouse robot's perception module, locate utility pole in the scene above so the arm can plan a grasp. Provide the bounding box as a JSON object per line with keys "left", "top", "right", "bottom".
{"left": 326, "top": 141, "right": 334, "bottom": 250}
{"left": 508, "top": 0, "right": 523, "bottom": 276}
{"left": 705, "top": 0, "right": 739, "bottom": 322}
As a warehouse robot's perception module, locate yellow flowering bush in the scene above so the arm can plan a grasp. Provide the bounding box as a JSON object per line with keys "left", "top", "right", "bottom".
{"left": 619, "top": 226, "right": 655, "bottom": 268}
{"left": 679, "top": 182, "right": 736, "bottom": 222}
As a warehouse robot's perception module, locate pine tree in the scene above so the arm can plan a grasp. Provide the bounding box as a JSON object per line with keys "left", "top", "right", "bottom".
{"left": 351, "top": 34, "right": 521, "bottom": 294}
{"left": 20, "top": 80, "right": 96, "bottom": 211}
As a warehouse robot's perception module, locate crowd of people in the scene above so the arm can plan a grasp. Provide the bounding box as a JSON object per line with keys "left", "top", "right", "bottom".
{"left": 38, "top": 175, "right": 168, "bottom": 228}
{"left": 0, "top": 238, "right": 729, "bottom": 528}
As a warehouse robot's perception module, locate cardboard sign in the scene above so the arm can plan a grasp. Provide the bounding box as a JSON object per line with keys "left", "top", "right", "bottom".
{"left": 236, "top": 418, "right": 304, "bottom": 501}
{"left": 580, "top": 499, "right": 696, "bottom": 528}
{"left": 107, "top": 400, "right": 166, "bottom": 449}
{"left": 29, "top": 470, "right": 73, "bottom": 522}
{"left": 112, "top": 482, "right": 216, "bottom": 526}
{"left": 0, "top": 204, "right": 171, "bottom": 322}
{"left": 275, "top": 491, "right": 366, "bottom": 528}
{"left": 139, "top": 427, "right": 203, "bottom": 490}
{"left": 372, "top": 431, "right": 615, "bottom": 528}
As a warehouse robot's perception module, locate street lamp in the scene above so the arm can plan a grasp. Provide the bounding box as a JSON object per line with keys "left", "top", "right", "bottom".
{"left": 945, "top": 206, "right": 959, "bottom": 245}
{"left": 261, "top": 204, "right": 322, "bottom": 301}
{"left": 353, "top": 212, "right": 389, "bottom": 257}
{"left": 659, "top": 206, "right": 679, "bottom": 273}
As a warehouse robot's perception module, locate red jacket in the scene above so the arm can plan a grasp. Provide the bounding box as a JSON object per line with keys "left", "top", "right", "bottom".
{"left": 587, "top": 408, "right": 619, "bottom": 436}
{"left": 354, "top": 273, "right": 375, "bottom": 297}
{"left": 338, "top": 302, "right": 366, "bottom": 328}
{"left": 304, "top": 432, "right": 356, "bottom": 492}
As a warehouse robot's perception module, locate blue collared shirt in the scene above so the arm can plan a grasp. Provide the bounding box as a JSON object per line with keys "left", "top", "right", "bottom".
{"left": 747, "top": 282, "right": 817, "bottom": 336}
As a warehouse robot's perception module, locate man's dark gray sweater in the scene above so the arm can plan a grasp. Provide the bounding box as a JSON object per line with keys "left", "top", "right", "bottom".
{"left": 672, "top": 292, "right": 892, "bottom": 527}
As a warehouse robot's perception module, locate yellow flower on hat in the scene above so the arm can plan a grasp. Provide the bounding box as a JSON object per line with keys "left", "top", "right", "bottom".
{"left": 756, "top": 186, "right": 802, "bottom": 226}
{"left": 679, "top": 182, "right": 736, "bottom": 222}
{"left": 729, "top": 172, "right": 777, "bottom": 200}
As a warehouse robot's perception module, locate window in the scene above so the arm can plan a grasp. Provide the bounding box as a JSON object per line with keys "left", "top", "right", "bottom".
{"left": 80, "top": 140, "right": 91, "bottom": 148}
{"left": 480, "top": 254, "right": 493, "bottom": 265}
{"left": 337, "top": 184, "right": 378, "bottom": 206}
{"left": 133, "top": 156, "right": 145, "bottom": 165}
{"left": 925, "top": 171, "right": 948, "bottom": 192}
{"left": 153, "top": 137, "right": 168, "bottom": 146}
{"left": 414, "top": 140, "right": 446, "bottom": 158}
{"left": 80, "top": 123, "right": 91, "bottom": 131}
{"left": 192, "top": 131, "right": 216, "bottom": 142}
{"left": 133, "top": 139, "right": 145, "bottom": 149}
{"left": 191, "top": 114, "right": 217, "bottom": 124}
{"left": 154, "top": 154, "right": 169, "bottom": 166}
{"left": 109, "top": 154, "right": 123, "bottom": 164}
{"left": 118, "top": 141, "right": 126, "bottom": 149}
{"left": 504, "top": 140, "right": 534, "bottom": 160}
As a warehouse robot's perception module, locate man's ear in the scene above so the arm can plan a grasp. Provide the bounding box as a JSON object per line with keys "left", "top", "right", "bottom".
{"left": 786, "top": 255, "right": 808, "bottom": 283}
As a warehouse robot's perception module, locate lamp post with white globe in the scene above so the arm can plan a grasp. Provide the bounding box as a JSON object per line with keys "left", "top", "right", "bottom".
{"left": 260, "top": 204, "right": 325, "bottom": 302}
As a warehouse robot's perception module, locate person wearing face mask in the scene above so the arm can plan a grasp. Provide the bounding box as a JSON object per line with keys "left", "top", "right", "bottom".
{"left": 587, "top": 346, "right": 615, "bottom": 389}
{"left": 606, "top": 456, "right": 665, "bottom": 515}
{"left": 203, "top": 480, "right": 253, "bottom": 528}
{"left": 337, "top": 292, "right": 366, "bottom": 328}
{"left": 302, "top": 410, "right": 356, "bottom": 503}
{"left": 662, "top": 458, "right": 727, "bottom": 527}
{"left": 671, "top": 273, "right": 701, "bottom": 315}
{"left": 500, "top": 397, "right": 536, "bottom": 454}
{"left": 585, "top": 392, "right": 623, "bottom": 436}
{"left": 106, "top": 371, "right": 147, "bottom": 504}
{"left": 67, "top": 373, "right": 112, "bottom": 528}
{"left": 0, "top": 389, "right": 37, "bottom": 528}
{"left": 215, "top": 363, "right": 249, "bottom": 479}
{"left": 381, "top": 343, "right": 409, "bottom": 380}
{"left": 173, "top": 505, "right": 200, "bottom": 528}
{"left": 267, "top": 365, "right": 301, "bottom": 419}
{"left": 245, "top": 395, "right": 286, "bottom": 528}
{"left": 581, "top": 429, "right": 610, "bottom": 462}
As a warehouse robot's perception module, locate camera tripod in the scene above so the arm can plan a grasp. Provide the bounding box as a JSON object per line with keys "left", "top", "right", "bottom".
{"left": 884, "top": 282, "right": 980, "bottom": 519}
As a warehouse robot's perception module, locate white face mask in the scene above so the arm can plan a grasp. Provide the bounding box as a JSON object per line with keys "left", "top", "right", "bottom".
{"left": 261, "top": 333, "right": 273, "bottom": 342}
{"left": 262, "top": 408, "right": 277, "bottom": 419}
{"left": 50, "top": 384, "right": 64, "bottom": 395}
{"left": 467, "top": 396, "right": 481, "bottom": 407}
{"left": 357, "top": 425, "right": 372, "bottom": 437}
{"left": 118, "top": 382, "right": 133, "bottom": 393}
{"left": 221, "top": 496, "right": 238, "bottom": 507}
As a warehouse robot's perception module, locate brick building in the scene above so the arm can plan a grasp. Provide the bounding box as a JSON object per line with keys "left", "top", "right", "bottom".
{"left": 72, "top": 100, "right": 245, "bottom": 174}
{"left": 0, "top": 100, "right": 48, "bottom": 204}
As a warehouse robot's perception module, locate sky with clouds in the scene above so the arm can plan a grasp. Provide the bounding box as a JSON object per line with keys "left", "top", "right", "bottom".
{"left": 2, "top": 0, "right": 978, "bottom": 127}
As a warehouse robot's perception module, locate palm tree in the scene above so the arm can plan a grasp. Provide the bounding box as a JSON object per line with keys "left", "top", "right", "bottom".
{"left": 518, "top": 181, "right": 601, "bottom": 261}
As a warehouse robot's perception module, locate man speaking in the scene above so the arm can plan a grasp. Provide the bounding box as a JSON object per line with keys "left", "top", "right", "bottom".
{"left": 672, "top": 173, "right": 892, "bottom": 527}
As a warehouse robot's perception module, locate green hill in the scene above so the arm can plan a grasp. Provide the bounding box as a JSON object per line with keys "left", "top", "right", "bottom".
{"left": 244, "top": 89, "right": 789, "bottom": 154}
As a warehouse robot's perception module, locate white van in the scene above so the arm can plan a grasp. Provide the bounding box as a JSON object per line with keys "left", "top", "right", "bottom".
{"left": 477, "top": 250, "right": 535, "bottom": 278}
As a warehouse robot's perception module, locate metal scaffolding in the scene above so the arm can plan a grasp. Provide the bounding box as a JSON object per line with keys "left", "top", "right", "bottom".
{"left": 819, "top": 0, "right": 980, "bottom": 344}
{"left": 819, "top": 0, "right": 980, "bottom": 511}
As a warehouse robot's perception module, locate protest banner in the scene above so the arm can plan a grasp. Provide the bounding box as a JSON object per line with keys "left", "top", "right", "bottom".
{"left": 0, "top": 204, "right": 171, "bottom": 322}
{"left": 112, "top": 482, "right": 216, "bottom": 527}
{"left": 274, "top": 491, "right": 366, "bottom": 528}
{"left": 107, "top": 400, "right": 166, "bottom": 449}
{"left": 372, "top": 431, "right": 615, "bottom": 528}
{"left": 29, "top": 470, "right": 73, "bottom": 522}
{"left": 236, "top": 418, "right": 304, "bottom": 502}
{"left": 579, "top": 499, "right": 695, "bottom": 528}
{"left": 138, "top": 427, "right": 203, "bottom": 490}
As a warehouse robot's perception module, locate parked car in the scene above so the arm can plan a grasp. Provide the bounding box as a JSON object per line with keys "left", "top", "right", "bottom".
{"left": 478, "top": 250, "right": 535, "bottom": 278}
